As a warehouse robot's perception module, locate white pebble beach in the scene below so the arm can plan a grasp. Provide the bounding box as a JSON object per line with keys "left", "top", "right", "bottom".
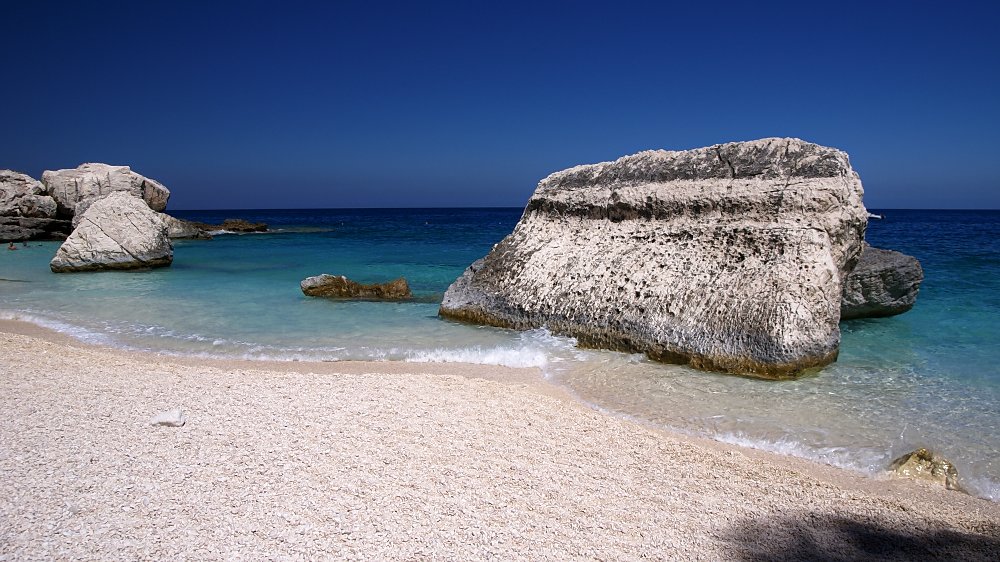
{"left": 1, "top": 319, "right": 998, "bottom": 560}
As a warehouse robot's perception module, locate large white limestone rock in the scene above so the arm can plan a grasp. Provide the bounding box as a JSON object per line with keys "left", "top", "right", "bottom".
{"left": 440, "top": 138, "right": 868, "bottom": 379}
{"left": 41, "top": 163, "right": 170, "bottom": 219}
{"left": 50, "top": 191, "right": 173, "bottom": 272}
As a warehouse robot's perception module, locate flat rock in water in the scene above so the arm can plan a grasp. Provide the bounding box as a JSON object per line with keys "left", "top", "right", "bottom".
{"left": 841, "top": 244, "right": 923, "bottom": 320}
{"left": 50, "top": 192, "right": 173, "bottom": 272}
{"left": 440, "top": 138, "right": 868, "bottom": 379}
{"left": 186, "top": 218, "right": 268, "bottom": 233}
{"left": 301, "top": 274, "right": 412, "bottom": 300}
{"left": 150, "top": 409, "right": 186, "bottom": 427}
{"left": 158, "top": 213, "right": 211, "bottom": 239}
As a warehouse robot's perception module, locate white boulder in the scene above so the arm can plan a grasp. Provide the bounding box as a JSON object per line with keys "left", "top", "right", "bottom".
{"left": 50, "top": 191, "right": 173, "bottom": 272}
{"left": 41, "top": 163, "right": 170, "bottom": 219}
{"left": 440, "top": 138, "right": 868, "bottom": 379}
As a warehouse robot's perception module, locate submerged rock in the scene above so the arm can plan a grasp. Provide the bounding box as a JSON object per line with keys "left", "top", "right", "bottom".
{"left": 50, "top": 192, "right": 173, "bottom": 272}
{"left": 440, "top": 138, "right": 868, "bottom": 379}
{"left": 889, "top": 448, "right": 962, "bottom": 491}
{"left": 301, "top": 275, "right": 412, "bottom": 300}
{"left": 41, "top": 163, "right": 170, "bottom": 219}
{"left": 841, "top": 244, "right": 923, "bottom": 320}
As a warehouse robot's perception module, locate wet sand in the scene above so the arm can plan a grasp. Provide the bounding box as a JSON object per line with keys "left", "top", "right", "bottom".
{"left": 1, "top": 319, "right": 998, "bottom": 560}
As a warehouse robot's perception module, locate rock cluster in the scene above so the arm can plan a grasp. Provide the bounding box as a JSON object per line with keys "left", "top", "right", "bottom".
{"left": 50, "top": 192, "right": 173, "bottom": 272}
{"left": 441, "top": 138, "right": 869, "bottom": 379}
{"left": 841, "top": 244, "right": 923, "bottom": 319}
{"left": 0, "top": 170, "right": 71, "bottom": 240}
{"left": 301, "top": 275, "right": 412, "bottom": 300}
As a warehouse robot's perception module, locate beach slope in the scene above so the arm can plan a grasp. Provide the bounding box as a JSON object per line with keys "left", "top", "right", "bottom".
{"left": 1, "top": 322, "right": 997, "bottom": 560}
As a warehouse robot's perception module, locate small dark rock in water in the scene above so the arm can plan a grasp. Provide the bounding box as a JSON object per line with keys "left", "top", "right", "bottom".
{"left": 218, "top": 219, "right": 268, "bottom": 232}
{"left": 301, "top": 274, "right": 412, "bottom": 300}
{"left": 841, "top": 244, "right": 923, "bottom": 320}
{"left": 889, "top": 448, "right": 963, "bottom": 491}
{"left": 187, "top": 218, "right": 268, "bottom": 233}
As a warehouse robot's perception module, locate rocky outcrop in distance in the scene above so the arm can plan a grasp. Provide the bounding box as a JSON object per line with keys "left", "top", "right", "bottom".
{"left": 301, "top": 275, "right": 412, "bottom": 300}
{"left": 0, "top": 170, "right": 71, "bottom": 240}
{"left": 841, "top": 244, "right": 923, "bottom": 320}
{"left": 50, "top": 192, "right": 173, "bottom": 272}
{"left": 188, "top": 218, "right": 268, "bottom": 234}
{"left": 158, "top": 213, "right": 209, "bottom": 239}
{"left": 156, "top": 215, "right": 269, "bottom": 239}
{"left": 42, "top": 163, "right": 170, "bottom": 219}
{"left": 440, "top": 138, "right": 869, "bottom": 379}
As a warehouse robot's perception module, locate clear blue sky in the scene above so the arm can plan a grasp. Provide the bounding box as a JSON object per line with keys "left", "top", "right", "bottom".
{"left": 2, "top": 1, "right": 998, "bottom": 209}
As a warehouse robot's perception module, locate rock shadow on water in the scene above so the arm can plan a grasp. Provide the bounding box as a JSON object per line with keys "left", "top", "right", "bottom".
{"left": 720, "top": 512, "right": 1000, "bottom": 561}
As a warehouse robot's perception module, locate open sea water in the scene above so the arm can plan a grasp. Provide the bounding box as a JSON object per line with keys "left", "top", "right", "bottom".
{"left": 2, "top": 208, "right": 998, "bottom": 500}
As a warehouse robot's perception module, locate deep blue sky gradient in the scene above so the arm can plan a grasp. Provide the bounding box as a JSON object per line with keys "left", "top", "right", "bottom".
{"left": 2, "top": 1, "right": 998, "bottom": 209}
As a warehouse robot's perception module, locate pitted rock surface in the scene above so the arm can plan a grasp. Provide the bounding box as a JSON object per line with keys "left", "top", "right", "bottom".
{"left": 440, "top": 138, "right": 868, "bottom": 379}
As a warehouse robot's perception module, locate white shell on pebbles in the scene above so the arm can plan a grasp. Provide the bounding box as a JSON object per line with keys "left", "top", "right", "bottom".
{"left": 150, "top": 409, "right": 186, "bottom": 427}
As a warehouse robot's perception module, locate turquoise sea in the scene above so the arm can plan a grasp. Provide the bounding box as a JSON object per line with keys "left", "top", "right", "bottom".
{"left": 2, "top": 208, "right": 998, "bottom": 500}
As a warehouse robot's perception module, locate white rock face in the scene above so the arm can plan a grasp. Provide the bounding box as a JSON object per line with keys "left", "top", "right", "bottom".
{"left": 50, "top": 192, "right": 173, "bottom": 272}
{"left": 0, "top": 170, "right": 69, "bottom": 240}
{"left": 440, "top": 138, "right": 868, "bottom": 379}
{"left": 1, "top": 170, "right": 57, "bottom": 218}
{"left": 41, "top": 163, "right": 170, "bottom": 218}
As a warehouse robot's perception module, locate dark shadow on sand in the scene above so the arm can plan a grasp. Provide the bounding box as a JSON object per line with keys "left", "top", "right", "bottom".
{"left": 721, "top": 512, "right": 1000, "bottom": 561}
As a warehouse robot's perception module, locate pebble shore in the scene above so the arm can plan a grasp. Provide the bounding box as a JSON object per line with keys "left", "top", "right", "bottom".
{"left": 1, "top": 321, "right": 998, "bottom": 560}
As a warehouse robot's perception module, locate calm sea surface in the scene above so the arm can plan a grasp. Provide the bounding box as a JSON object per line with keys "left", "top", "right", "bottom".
{"left": 2, "top": 208, "right": 998, "bottom": 500}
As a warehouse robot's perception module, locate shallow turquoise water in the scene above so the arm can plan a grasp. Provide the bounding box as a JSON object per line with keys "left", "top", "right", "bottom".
{"left": 2, "top": 208, "right": 998, "bottom": 500}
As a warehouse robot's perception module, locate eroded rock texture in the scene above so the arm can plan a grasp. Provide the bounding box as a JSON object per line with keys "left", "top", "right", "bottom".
{"left": 841, "top": 244, "right": 923, "bottom": 320}
{"left": 889, "top": 448, "right": 962, "bottom": 491}
{"left": 41, "top": 163, "right": 170, "bottom": 219}
{"left": 50, "top": 192, "right": 173, "bottom": 272}
{"left": 440, "top": 138, "right": 868, "bottom": 379}
{"left": 301, "top": 275, "right": 412, "bottom": 300}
